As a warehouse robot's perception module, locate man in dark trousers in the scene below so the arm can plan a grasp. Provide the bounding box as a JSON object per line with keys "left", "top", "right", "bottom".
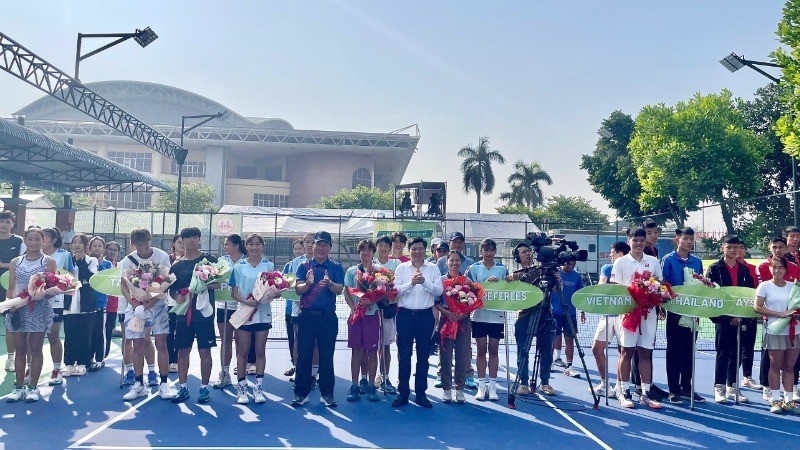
{"left": 706, "top": 234, "right": 755, "bottom": 404}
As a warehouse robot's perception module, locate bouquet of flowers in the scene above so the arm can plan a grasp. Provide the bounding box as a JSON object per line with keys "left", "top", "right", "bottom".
{"left": 622, "top": 271, "right": 676, "bottom": 333}
{"left": 120, "top": 260, "right": 176, "bottom": 309}
{"left": 347, "top": 266, "right": 398, "bottom": 325}
{"left": 229, "top": 271, "right": 293, "bottom": 329}
{"left": 173, "top": 259, "right": 230, "bottom": 318}
{"left": 440, "top": 275, "right": 485, "bottom": 342}
{"left": 683, "top": 267, "right": 719, "bottom": 288}
{"left": 0, "top": 271, "right": 80, "bottom": 313}
{"left": 768, "top": 282, "right": 800, "bottom": 344}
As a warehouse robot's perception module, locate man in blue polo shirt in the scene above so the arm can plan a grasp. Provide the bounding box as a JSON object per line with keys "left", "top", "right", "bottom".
{"left": 660, "top": 227, "right": 704, "bottom": 404}
{"left": 292, "top": 231, "right": 344, "bottom": 408}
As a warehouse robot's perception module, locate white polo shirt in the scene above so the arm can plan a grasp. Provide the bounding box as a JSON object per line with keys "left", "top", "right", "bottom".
{"left": 609, "top": 253, "right": 662, "bottom": 286}
{"left": 394, "top": 260, "right": 444, "bottom": 310}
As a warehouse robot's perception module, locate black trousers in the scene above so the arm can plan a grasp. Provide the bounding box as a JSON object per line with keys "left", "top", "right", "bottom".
{"left": 104, "top": 311, "right": 117, "bottom": 358}
{"left": 715, "top": 320, "right": 738, "bottom": 386}
{"left": 760, "top": 319, "right": 770, "bottom": 386}
{"left": 91, "top": 308, "right": 106, "bottom": 363}
{"left": 286, "top": 316, "right": 295, "bottom": 364}
{"left": 740, "top": 318, "right": 757, "bottom": 378}
{"left": 666, "top": 312, "right": 694, "bottom": 394}
{"left": 167, "top": 309, "right": 178, "bottom": 364}
{"left": 295, "top": 310, "right": 337, "bottom": 397}
{"left": 64, "top": 312, "right": 96, "bottom": 366}
{"left": 396, "top": 307, "right": 434, "bottom": 398}
{"left": 631, "top": 352, "right": 641, "bottom": 387}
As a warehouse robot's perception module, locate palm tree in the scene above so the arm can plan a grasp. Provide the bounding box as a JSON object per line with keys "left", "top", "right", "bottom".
{"left": 458, "top": 137, "right": 506, "bottom": 213}
{"left": 499, "top": 160, "right": 553, "bottom": 209}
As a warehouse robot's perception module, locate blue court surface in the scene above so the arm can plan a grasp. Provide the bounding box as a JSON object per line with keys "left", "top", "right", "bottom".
{"left": 1, "top": 340, "right": 799, "bottom": 450}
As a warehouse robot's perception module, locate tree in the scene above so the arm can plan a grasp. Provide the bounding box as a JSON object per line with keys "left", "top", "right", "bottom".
{"left": 497, "top": 195, "right": 608, "bottom": 228}
{"left": 774, "top": 0, "right": 800, "bottom": 158}
{"left": 499, "top": 160, "right": 552, "bottom": 208}
{"left": 458, "top": 137, "right": 506, "bottom": 213}
{"left": 152, "top": 181, "right": 217, "bottom": 213}
{"left": 736, "top": 83, "right": 794, "bottom": 246}
{"left": 581, "top": 111, "right": 676, "bottom": 223}
{"left": 314, "top": 185, "right": 395, "bottom": 209}
{"left": 628, "top": 90, "right": 770, "bottom": 233}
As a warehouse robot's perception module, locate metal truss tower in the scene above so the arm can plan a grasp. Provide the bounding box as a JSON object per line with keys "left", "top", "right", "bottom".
{"left": 0, "top": 32, "right": 187, "bottom": 163}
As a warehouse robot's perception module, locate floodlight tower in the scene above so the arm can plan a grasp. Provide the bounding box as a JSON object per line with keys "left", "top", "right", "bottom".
{"left": 75, "top": 27, "right": 158, "bottom": 80}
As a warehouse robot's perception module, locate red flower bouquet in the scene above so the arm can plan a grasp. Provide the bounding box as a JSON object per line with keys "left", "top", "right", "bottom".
{"left": 0, "top": 271, "right": 79, "bottom": 314}
{"left": 440, "top": 276, "right": 485, "bottom": 342}
{"left": 622, "top": 271, "right": 676, "bottom": 333}
{"left": 347, "top": 267, "right": 398, "bottom": 325}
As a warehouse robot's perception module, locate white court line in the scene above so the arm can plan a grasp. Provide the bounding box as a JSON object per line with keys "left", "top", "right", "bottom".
{"left": 67, "top": 366, "right": 198, "bottom": 449}
{"left": 71, "top": 447, "right": 418, "bottom": 450}
{"left": 536, "top": 393, "right": 613, "bottom": 450}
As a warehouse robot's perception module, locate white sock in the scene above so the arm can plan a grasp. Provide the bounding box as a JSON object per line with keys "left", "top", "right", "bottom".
{"left": 642, "top": 383, "right": 651, "bottom": 393}
{"left": 478, "top": 379, "right": 486, "bottom": 387}
{"left": 180, "top": 383, "right": 187, "bottom": 389}
{"left": 787, "top": 391, "right": 794, "bottom": 403}
{"left": 125, "top": 363, "right": 133, "bottom": 372}
{"left": 620, "top": 381, "right": 629, "bottom": 392}
{"left": 53, "top": 362, "right": 61, "bottom": 370}
{"left": 490, "top": 379, "right": 496, "bottom": 388}
{"left": 147, "top": 364, "right": 155, "bottom": 373}
{"left": 7, "top": 352, "right": 14, "bottom": 358}
{"left": 256, "top": 376, "right": 263, "bottom": 387}
{"left": 554, "top": 349, "right": 562, "bottom": 360}
{"left": 223, "top": 365, "right": 229, "bottom": 373}
{"left": 774, "top": 390, "right": 782, "bottom": 402}
{"left": 312, "top": 365, "right": 319, "bottom": 377}
{"left": 200, "top": 384, "right": 209, "bottom": 390}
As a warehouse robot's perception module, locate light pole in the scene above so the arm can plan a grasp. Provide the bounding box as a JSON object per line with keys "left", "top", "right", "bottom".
{"left": 74, "top": 27, "right": 158, "bottom": 80}
{"left": 175, "top": 112, "right": 227, "bottom": 234}
{"left": 720, "top": 52, "right": 797, "bottom": 226}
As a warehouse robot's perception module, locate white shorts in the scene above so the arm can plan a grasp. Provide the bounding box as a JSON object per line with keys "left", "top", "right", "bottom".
{"left": 593, "top": 315, "right": 621, "bottom": 344}
{"left": 125, "top": 302, "right": 170, "bottom": 339}
{"left": 618, "top": 309, "right": 658, "bottom": 350}
{"left": 381, "top": 315, "right": 396, "bottom": 346}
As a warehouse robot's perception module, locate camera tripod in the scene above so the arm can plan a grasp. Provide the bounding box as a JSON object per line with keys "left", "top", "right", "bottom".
{"left": 508, "top": 266, "right": 600, "bottom": 410}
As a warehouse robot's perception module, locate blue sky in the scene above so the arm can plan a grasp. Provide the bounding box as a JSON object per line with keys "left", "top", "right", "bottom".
{"left": 0, "top": 1, "right": 786, "bottom": 215}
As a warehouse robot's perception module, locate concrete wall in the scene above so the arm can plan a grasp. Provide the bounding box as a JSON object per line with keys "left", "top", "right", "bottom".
{"left": 285, "top": 152, "right": 374, "bottom": 207}
{"left": 225, "top": 179, "right": 291, "bottom": 206}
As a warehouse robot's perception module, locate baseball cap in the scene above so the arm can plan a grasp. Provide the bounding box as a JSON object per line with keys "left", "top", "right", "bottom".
{"left": 431, "top": 237, "right": 443, "bottom": 247}
{"left": 314, "top": 231, "right": 333, "bottom": 246}
{"left": 437, "top": 242, "right": 450, "bottom": 253}
{"left": 449, "top": 231, "right": 465, "bottom": 242}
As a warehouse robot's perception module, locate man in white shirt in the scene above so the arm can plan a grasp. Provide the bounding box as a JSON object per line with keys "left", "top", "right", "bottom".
{"left": 392, "top": 237, "right": 443, "bottom": 408}
{"left": 610, "top": 227, "right": 663, "bottom": 410}
{"left": 119, "top": 228, "right": 174, "bottom": 401}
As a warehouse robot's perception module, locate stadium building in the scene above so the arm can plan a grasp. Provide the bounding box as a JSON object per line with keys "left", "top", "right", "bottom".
{"left": 14, "top": 80, "right": 420, "bottom": 209}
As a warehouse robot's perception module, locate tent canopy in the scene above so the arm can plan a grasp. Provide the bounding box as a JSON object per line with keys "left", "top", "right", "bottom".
{"left": 0, "top": 118, "right": 169, "bottom": 193}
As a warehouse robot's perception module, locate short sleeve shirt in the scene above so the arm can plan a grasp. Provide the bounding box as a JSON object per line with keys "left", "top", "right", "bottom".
{"left": 757, "top": 280, "right": 795, "bottom": 335}
{"left": 169, "top": 254, "right": 218, "bottom": 323}
{"left": 296, "top": 258, "right": 344, "bottom": 311}
{"left": 466, "top": 261, "right": 508, "bottom": 324}
{"left": 229, "top": 258, "right": 274, "bottom": 324}
{"left": 610, "top": 253, "right": 662, "bottom": 286}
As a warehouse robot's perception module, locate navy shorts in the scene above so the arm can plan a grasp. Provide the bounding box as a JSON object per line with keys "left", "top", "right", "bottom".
{"left": 471, "top": 321, "right": 504, "bottom": 339}
{"left": 554, "top": 314, "right": 578, "bottom": 338}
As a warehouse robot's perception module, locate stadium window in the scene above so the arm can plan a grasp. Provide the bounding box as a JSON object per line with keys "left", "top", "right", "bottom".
{"left": 170, "top": 160, "right": 206, "bottom": 178}
{"left": 236, "top": 165, "right": 258, "bottom": 179}
{"left": 108, "top": 151, "right": 152, "bottom": 173}
{"left": 253, "top": 193, "right": 289, "bottom": 207}
{"left": 352, "top": 168, "right": 372, "bottom": 188}
{"left": 264, "top": 165, "right": 283, "bottom": 181}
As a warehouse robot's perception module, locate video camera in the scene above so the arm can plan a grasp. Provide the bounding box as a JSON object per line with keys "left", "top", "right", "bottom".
{"left": 526, "top": 231, "right": 588, "bottom": 268}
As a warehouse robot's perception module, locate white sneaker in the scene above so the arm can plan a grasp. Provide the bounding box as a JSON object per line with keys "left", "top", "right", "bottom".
{"left": 726, "top": 386, "right": 749, "bottom": 403}
{"left": 48, "top": 369, "right": 63, "bottom": 386}
{"left": 715, "top": 384, "right": 728, "bottom": 404}
{"left": 5, "top": 356, "right": 14, "bottom": 372}
{"left": 517, "top": 385, "right": 531, "bottom": 395}
{"left": 253, "top": 385, "right": 266, "bottom": 404}
{"left": 488, "top": 383, "right": 499, "bottom": 401}
{"left": 741, "top": 377, "right": 762, "bottom": 390}
{"left": 564, "top": 366, "right": 581, "bottom": 378}
{"left": 24, "top": 387, "right": 40, "bottom": 402}
{"left": 123, "top": 382, "right": 147, "bottom": 401}
{"left": 237, "top": 383, "right": 249, "bottom": 404}
{"left": 6, "top": 387, "right": 25, "bottom": 403}
{"left": 763, "top": 387, "right": 773, "bottom": 402}
{"left": 169, "top": 363, "right": 178, "bottom": 373}
{"left": 455, "top": 390, "right": 466, "bottom": 403}
{"left": 475, "top": 383, "right": 487, "bottom": 401}
{"left": 72, "top": 365, "right": 87, "bottom": 376}
{"left": 593, "top": 382, "right": 616, "bottom": 398}
{"left": 61, "top": 365, "right": 73, "bottom": 377}
{"left": 442, "top": 389, "right": 452, "bottom": 403}
{"left": 213, "top": 371, "right": 232, "bottom": 389}
{"left": 158, "top": 382, "right": 173, "bottom": 400}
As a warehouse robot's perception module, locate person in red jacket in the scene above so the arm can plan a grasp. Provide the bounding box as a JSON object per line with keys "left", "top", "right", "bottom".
{"left": 757, "top": 237, "right": 800, "bottom": 283}
{"left": 737, "top": 241, "right": 761, "bottom": 391}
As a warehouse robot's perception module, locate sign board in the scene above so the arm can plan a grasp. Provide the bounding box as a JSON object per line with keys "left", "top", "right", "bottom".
{"left": 666, "top": 285, "right": 734, "bottom": 318}
{"left": 572, "top": 284, "right": 635, "bottom": 315}
{"left": 480, "top": 281, "right": 544, "bottom": 311}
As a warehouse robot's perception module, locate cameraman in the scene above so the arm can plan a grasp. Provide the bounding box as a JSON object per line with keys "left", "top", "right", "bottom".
{"left": 510, "top": 242, "right": 557, "bottom": 396}
{"left": 551, "top": 258, "right": 585, "bottom": 378}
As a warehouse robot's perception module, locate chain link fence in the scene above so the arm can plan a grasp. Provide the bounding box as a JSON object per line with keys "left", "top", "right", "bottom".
{"left": 18, "top": 205, "right": 777, "bottom": 350}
